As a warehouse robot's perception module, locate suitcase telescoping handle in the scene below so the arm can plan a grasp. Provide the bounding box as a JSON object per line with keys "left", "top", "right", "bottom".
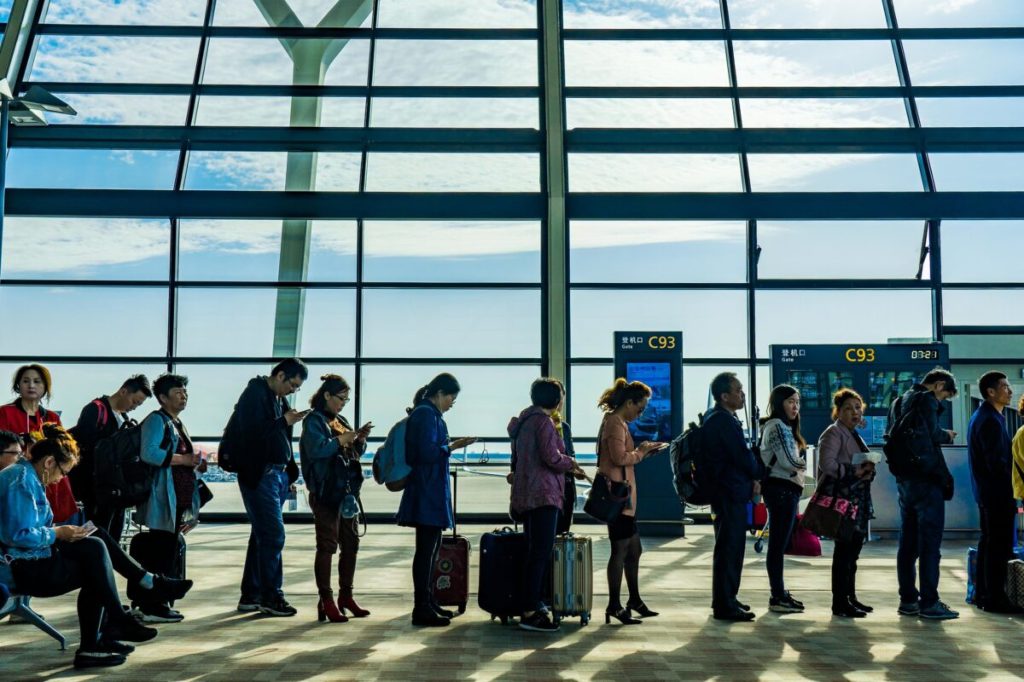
{"left": 450, "top": 467, "right": 458, "bottom": 537}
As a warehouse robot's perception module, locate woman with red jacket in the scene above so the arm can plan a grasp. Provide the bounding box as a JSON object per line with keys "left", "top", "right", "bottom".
{"left": 0, "top": 364, "right": 77, "bottom": 523}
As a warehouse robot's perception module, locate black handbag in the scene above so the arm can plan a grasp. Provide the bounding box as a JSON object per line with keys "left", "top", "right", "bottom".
{"left": 583, "top": 419, "right": 631, "bottom": 524}
{"left": 196, "top": 479, "right": 214, "bottom": 508}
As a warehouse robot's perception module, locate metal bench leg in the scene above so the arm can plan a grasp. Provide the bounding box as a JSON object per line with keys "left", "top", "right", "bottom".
{"left": 14, "top": 596, "right": 66, "bottom": 651}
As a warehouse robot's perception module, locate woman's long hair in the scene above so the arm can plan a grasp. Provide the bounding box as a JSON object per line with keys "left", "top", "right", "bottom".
{"left": 597, "top": 377, "right": 651, "bottom": 413}
{"left": 760, "top": 384, "right": 807, "bottom": 449}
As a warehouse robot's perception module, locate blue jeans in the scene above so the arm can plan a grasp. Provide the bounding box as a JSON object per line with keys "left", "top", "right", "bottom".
{"left": 896, "top": 479, "right": 945, "bottom": 608}
{"left": 239, "top": 467, "right": 290, "bottom": 602}
{"left": 523, "top": 506, "right": 560, "bottom": 613}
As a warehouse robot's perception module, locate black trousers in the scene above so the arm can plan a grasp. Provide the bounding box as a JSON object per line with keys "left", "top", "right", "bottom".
{"left": 977, "top": 503, "right": 1016, "bottom": 608}
{"left": 711, "top": 499, "right": 748, "bottom": 613}
{"left": 11, "top": 528, "right": 144, "bottom": 648}
{"left": 831, "top": 533, "right": 866, "bottom": 606}
{"left": 412, "top": 525, "right": 443, "bottom": 608}
{"left": 762, "top": 480, "right": 800, "bottom": 599}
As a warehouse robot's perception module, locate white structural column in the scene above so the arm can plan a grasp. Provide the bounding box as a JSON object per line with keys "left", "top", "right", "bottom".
{"left": 540, "top": 0, "right": 568, "bottom": 381}
{"left": 254, "top": 0, "right": 373, "bottom": 357}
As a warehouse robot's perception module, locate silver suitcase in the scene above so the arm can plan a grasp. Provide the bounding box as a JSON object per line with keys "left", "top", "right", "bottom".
{"left": 550, "top": 533, "right": 592, "bottom": 626}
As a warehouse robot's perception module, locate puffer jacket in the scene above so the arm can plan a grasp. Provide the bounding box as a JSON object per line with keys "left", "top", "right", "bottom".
{"left": 509, "top": 407, "right": 575, "bottom": 514}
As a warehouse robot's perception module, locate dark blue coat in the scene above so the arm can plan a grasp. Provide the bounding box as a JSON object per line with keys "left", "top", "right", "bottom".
{"left": 968, "top": 401, "right": 1013, "bottom": 508}
{"left": 396, "top": 401, "right": 453, "bottom": 529}
{"left": 703, "top": 406, "right": 765, "bottom": 505}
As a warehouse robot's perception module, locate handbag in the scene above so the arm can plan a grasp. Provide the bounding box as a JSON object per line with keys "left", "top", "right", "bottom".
{"left": 196, "top": 479, "right": 214, "bottom": 508}
{"left": 583, "top": 419, "right": 631, "bottom": 524}
{"left": 800, "top": 474, "right": 858, "bottom": 542}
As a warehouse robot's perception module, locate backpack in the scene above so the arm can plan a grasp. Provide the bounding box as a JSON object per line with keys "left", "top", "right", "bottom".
{"left": 68, "top": 398, "right": 111, "bottom": 444}
{"left": 93, "top": 413, "right": 171, "bottom": 508}
{"left": 372, "top": 417, "right": 412, "bottom": 492}
{"left": 883, "top": 393, "right": 929, "bottom": 478}
{"left": 216, "top": 410, "right": 243, "bottom": 473}
{"left": 669, "top": 412, "right": 715, "bottom": 507}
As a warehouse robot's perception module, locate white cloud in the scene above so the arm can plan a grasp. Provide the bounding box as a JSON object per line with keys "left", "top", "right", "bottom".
{"left": 2, "top": 218, "right": 169, "bottom": 275}
{"left": 44, "top": 0, "right": 206, "bottom": 25}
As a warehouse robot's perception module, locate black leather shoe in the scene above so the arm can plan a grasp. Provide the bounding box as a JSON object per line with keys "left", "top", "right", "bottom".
{"left": 850, "top": 597, "right": 873, "bottom": 613}
{"left": 412, "top": 607, "right": 450, "bottom": 627}
{"left": 626, "top": 601, "right": 659, "bottom": 618}
{"left": 714, "top": 609, "right": 755, "bottom": 622}
{"left": 605, "top": 607, "right": 642, "bottom": 625}
{"left": 430, "top": 603, "right": 456, "bottom": 619}
{"left": 832, "top": 603, "right": 867, "bottom": 618}
{"left": 737, "top": 601, "right": 751, "bottom": 612}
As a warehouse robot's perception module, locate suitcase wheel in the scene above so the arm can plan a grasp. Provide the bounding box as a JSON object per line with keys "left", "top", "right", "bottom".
{"left": 580, "top": 614, "right": 590, "bottom": 626}
{"left": 754, "top": 539, "right": 764, "bottom": 553}
{"left": 458, "top": 603, "right": 466, "bottom": 615}
{"left": 499, "top": 615, "right": 510, "bottom": 625}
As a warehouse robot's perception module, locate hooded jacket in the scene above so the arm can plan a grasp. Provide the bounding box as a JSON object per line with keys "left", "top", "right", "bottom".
{"left": 508, "top": 406, "right": 575, "bottom": 514}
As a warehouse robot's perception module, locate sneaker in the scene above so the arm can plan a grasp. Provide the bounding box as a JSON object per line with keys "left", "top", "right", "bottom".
{"left": 919, "top": 601, "right": 959, "bottom": 620}
{"left": 897, "top": 601, "right": 920, "bottom": 616}
{"left": 132, "top": 604, "right": 184, "bottom": 624}
{"left": 97, "top": 638, "right": 135, "bottom": 655}
{"left": 74, "top": 648, "right": 126, "bottom": 669}
{"left": 237, "top": 598, "right": 261, "bottom": 613}
{"left": 769, "top": 594, "right": 804, "bottom": 614}
{"left": 518, "top": 610, "right": 559, "bottom": 632}
{"left": 105, "top": 617, "right": 158, "bottom": 643}
{"left": 151, "top": 576, "right": 193, "bottom": 603}
{"left": 260, "top": 597, "right": 298, "bottom": 617}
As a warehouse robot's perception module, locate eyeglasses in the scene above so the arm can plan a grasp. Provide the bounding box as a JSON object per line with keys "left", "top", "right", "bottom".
{"left": 1, "top": 448, "right": 22, "bottom": 457}
{"left": 54, "top": 459, "right": 69, "bottom": 478}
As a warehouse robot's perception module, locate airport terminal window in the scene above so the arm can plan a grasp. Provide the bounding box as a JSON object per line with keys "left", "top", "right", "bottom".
{"left": 7, "top": 149, "right": 180, "bottom": 190}
{"left": 212, "top": 0, "right": 374, "bottom": 26}
{"left": 941, "top": 221, "right": 1024, "bottom": 283}
{"left": 916, "top": 98, "right": 1024, "bottom": 128}
{"left": 747, "top": 154, "right": 925, "bottom": 192}
{"left": 195, "top": 96, "right": 367, "bottom": 128}
{"left": 733, "top": 41, "right": 900, "bottom": 87}
{"left": 203, "top": 38, "right": 371, "bottom": 85}
{"left": 376, "top": 0, "right": 537, "bottom": 28}
{"left": 740, "top": 99, "right": 909, "bottom": 129}
{"left": 45, "top": 0, "right": 207, "bottom": 24}
{"left": 728, "top": 0, "right": 886, "bottom": 28}
{"left": 373, "top": 40, "right": 537, "bottom": 87}
{"left": 184, "top": 152, "right": 363, "bottom": 192}
{"left": 365, "top": 153, "right": 540, "bottom": 192}
{"left": 930, "top": 154, "right": 1024, "bottom": 192}
{"left": 562, "top": 1, "right": 720, "bottom": 28}
{"left": 894, "top": 0, "right": 1024, "bottom": 27}
{"left": 568, "top": 154, "right": 742, "bottom": 193}
{"left": 371, "top": 98, "right": 540, "bottom": 129}
{"left": 48, "top": 94, "right": 191, "bottom": 126}
{"left": 903, "top": 40, "right": 1024, "bottom": 86}
{"left": 564, "top": 41, "right": 729, "bottom": 87}
{"left": 566, "top": 99, "right": 735, "bottom": 129}
{"left": 942, "top": 290, "right": 1024, "bottom": 328}
{"left": 28, "top": 36, "right": 200, "bottom": 83}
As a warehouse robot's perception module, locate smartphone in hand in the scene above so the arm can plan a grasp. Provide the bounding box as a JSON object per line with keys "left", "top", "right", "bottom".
{"left": 81, "top": 521, "right": 98, "bottom": 537}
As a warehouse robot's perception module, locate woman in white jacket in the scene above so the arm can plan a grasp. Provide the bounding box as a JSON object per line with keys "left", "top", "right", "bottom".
{"left": 758, "top": 384, "right": 808, "bottom": 614}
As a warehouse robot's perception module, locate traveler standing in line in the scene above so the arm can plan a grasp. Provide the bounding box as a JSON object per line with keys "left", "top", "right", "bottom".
{"left": 968, "top": 371, "right": 1020, "bottom": 614}
{"left": 597, "top": 378, "right": 666, "bottom": 625}
{"left": 301, "top": 374, "right": 373, "bottom": 624}
{"left": 0, "top": 425, "right": 191, "bottom": 669}
{"left": 758, "top": 384, "right": 807, "bottom": 614}
{"left": 234, "top": 359, "right": 309, "bottom": 617}
{"left": 70, "top": 375, "right": 153, "bottom": 540}
{"left": 704, "top": 372, "right": 764, "bottom": 622}
{"left": 130, "top": 374, "right": 201, "bottom": 623}
{"left": 887, "top": 368, "right": 959, "bottom": 620}
{"left": 818, "top": 388, "right": 875, "bottom": 618}
{"left": 397, "top": 373, "right": 476, "bottom": 627}
{"left": 508, "top": 378, "right": 584, "bottom": 632}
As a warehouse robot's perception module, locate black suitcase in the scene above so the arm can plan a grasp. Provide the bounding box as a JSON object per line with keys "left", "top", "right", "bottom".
{"left": 126, "top": 531, "right": 186, "bottom": 605}
{"left": 477, "top": 526, "right": 528, "bottom": 624}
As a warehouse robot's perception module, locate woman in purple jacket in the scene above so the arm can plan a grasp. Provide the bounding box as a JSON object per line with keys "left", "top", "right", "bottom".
{"left": 509, "top": 378, "right": 583, "bottom": 633}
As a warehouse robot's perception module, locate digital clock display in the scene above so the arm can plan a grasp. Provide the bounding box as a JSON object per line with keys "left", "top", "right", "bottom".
{"left": 911, "top": 349, "right": 939, "bottom": 360}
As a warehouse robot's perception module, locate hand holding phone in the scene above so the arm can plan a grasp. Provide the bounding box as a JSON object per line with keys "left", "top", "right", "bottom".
{"left": 81, "top": 521, "right": 98, "bottom": 537}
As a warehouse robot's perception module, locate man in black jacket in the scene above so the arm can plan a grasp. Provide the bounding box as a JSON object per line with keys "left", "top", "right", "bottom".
{"left": 887, "top": 368, "right": 958, "bottom": 620}
{"left": 703, "top": 372, "right": 765, "bottom": 622}
{"left": 968, "top": 371, "right": 1019, "bottom": 613}
{"left": 70, "top": 375, "right": 152, "bottom": 540}
{"left": 233, "top": 358, "right": 308, "bottom": 617}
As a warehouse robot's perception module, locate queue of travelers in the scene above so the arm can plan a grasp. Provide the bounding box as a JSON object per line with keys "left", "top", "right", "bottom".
{"left": 3, "top": 360, "right": 1024, "bottom": 667}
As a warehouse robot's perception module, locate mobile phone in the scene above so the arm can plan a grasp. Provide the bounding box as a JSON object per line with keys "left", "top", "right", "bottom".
{"left": 82, "top": 521, "right": 98, "bottom": 537}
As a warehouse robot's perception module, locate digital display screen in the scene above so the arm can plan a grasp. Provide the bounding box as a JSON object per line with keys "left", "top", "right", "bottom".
{"left": 626, "top": 361, "right": 673, "bottom": 444}
{"left": 856, "top": 415, "right": 890, "bottom": 446}
{"left": 868, "top": 370, "right": 918, "bottom": 409}
{"left": 787, "top": 370, "right": 823, "bottom": 409}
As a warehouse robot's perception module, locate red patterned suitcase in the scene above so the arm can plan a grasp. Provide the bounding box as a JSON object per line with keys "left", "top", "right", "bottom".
{"left": 431, "top": 469, "right": 469, "bottom": 614}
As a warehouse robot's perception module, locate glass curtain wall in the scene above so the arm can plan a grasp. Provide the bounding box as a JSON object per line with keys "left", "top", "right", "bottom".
{"left": 1, "top": 0, "right": 1023, "bottom": 515}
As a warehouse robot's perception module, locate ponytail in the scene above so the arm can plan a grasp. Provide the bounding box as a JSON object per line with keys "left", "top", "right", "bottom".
{"left": 597, "top": 377, "right": 651, "bottom": 413}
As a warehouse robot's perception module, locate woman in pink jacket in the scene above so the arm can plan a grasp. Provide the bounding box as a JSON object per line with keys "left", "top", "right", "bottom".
{"left": 509, "top": 378, "right": 583, "bottom": 633}
{"left": 597, "top": 378, "right": 666, "bottom": 625}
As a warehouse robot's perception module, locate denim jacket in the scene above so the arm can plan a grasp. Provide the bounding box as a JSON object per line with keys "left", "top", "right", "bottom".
{"left": 0, "top": 460, "right": 56, "bottom": 586}
{"left": 135, "top": 411, "right": 200, "bottom": 532}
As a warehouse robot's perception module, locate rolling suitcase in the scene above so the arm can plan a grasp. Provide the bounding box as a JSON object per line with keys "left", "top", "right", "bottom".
{"left": 549, "top": 532, "right": 592, "bottom": 626}
{"left": 1006, "top": 559, "right": 1024, "bottom": 609}
{"left": 431, "top": 469, "right": 469, "bottom": 615}
{"left": 478, "top": 526, "right": 528, "bottom": 624}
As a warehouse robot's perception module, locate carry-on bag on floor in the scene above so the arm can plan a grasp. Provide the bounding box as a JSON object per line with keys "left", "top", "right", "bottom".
{"left": 549, "top": 532, "right": 592, "bottom": 626}
{"left": 478, "top": 526, "right": 528, "bottom": 624}
{"left": 966, "top": 546, "right": 978, "bottom": 604}
{"left": 431, "top": 469, "right": 470, "bottom": 614}
{"left": 126, "top": 531, "right": 186, "bottom": 605}
{"left": 1007, "top": 560, "right": 1024, "bottom": 609}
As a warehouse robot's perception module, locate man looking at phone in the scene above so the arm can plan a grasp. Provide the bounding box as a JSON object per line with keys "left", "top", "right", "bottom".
{"left": 233, "top": 358, "right": 309, "bottom": 617}
{"left": 703, "top": 372, "right": 765, "bottom": 622}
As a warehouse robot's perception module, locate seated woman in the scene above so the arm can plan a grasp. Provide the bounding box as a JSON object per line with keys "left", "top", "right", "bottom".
{"left": 0, "top": 425, "right": 192, "bottom": 669}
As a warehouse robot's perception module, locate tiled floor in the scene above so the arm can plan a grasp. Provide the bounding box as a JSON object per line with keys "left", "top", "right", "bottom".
{"left": 2, "top": 523, "right": 1023, "bottom": 681}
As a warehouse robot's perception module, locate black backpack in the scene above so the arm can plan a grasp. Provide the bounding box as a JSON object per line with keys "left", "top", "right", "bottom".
{"left": 669, "top": 412, "right": 715, "bottom": 507}
{"left": 217, "top": 410, "right": 243, "bottom": 473}
{"left": 93, "top": 413, "right": 170, "bottom": 507}
{"left": 883, "top": 392, "right": 929, "bottom": 478}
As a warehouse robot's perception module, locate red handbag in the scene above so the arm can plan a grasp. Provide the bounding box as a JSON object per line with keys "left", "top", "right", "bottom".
{"left": 786, "top": 514, "right": 822, "bottom": 557}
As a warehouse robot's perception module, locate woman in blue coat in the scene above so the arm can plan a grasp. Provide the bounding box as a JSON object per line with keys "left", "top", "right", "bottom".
{"left": 396, "top": 373, "right": 475, "bottom": 627}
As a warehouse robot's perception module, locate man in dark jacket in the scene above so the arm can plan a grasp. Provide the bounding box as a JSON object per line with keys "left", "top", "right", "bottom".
{"left": 968, "top": 370, "right": 1020, "bottom": 613}
{"left": 233, "top": 358, "right": 308, "bottom": 617}
{"left": 703, "top": 372, "right": 764, "bottom": 622}
{"left": 887, "top": 368, "right": 958, "bottom": 620}
{"left": 70, "top": 375, "right": 152, "bottom": 540}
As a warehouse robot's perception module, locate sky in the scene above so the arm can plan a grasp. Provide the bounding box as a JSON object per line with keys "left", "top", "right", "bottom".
{"left": 1, "top": 0, "right": 1022, "bottom": 469}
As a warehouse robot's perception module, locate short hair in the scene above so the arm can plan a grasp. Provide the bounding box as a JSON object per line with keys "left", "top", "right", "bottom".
{"left": 121, "top": 374, "right": 153, "bottom": 397}
{"left": 12, "top": 364, "right": 52, "bottom": 399}
{"left": 922, "top": 368, "right": 957, "bottom": 396}
{"left": 271, "top": 358, "right": 308, "bottom": 381}
{"left": 530, "top": 378, "right": 564, "bottom": 410}
{"left": 153, "top": 373, "right": 188, "bottom": 401}
{"left": 979, "top": 371, "right": 1008, "bottom": 400}
{"left": 0, "top": 429, "right": 22, "bottom": 452}
{"left": 598, "top": 378, "right": 651, "bottom": 412}
{"left": 310, "top": 374, "right": 351, "bottom": 412}
{"left": 711, "top": 372, "right": 739, "bottom": 405}
{"left": 831, "top": 388, "right": 864, "bottom": 421}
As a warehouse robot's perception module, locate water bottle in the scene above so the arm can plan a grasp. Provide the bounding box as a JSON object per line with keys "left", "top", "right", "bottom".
{"left": 341, "top": 493, "right": 359, "bottom": 519}
{"left": 287, "top": 486, "right": 298, "bottom": 512}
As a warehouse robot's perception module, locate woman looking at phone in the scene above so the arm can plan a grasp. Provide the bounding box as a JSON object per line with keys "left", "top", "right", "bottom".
{"left": 301, "top": 374, "right": 372, "bottom": 623}
{"left": 596, "top": 378, "right": 666, "bottom": 625}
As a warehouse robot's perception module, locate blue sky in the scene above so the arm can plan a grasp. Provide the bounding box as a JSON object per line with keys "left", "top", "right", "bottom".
{"left": 1, "top": 0, "right": 1022, "bottom": 452}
